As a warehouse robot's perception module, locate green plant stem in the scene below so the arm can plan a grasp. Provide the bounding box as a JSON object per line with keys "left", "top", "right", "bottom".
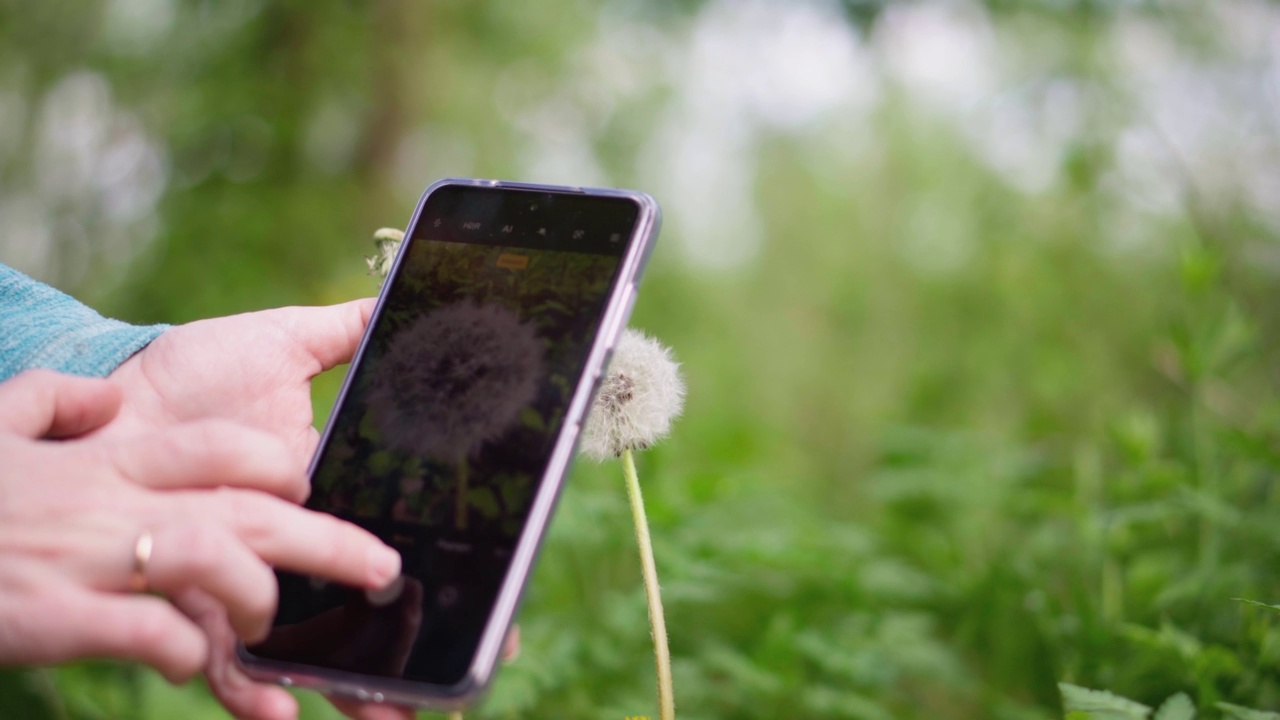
{"left": 622, "top": 448, "right": 675, "bottom": 720}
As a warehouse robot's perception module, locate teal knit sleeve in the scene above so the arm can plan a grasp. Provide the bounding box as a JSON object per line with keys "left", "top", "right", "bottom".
{"left": 0, "top": 264, "right": 169, "bottom": 382}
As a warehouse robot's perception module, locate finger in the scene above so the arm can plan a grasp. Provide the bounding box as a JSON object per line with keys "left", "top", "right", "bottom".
{"left": 172, "top": 588, "right": 300, "bottom": 720}
{"left": 145, "top": 523, "right": 279, "bottom": 643}
{"left": 0, "top": 369, "right": 122, "bottom": 438}
{"left": 168, "top": 489, "right": 401, "bottom": 589}
{"left": 268, "top": 299, "right": 375, "bottom": 373}
{"left": 328, "top": 697, "right": 417, "bottom": 720}
{"left": 10, "top": 519, "right": 278, "bottom": 643}
{"left": 110, "top": 420, "right": 308, "bottom": 503}
{"left": 65, "top": 589, "right": 208, "bottom": 683}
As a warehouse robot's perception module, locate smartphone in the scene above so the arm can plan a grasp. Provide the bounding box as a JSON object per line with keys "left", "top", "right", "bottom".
{"left": 237, "top": 178, "right": 660, "bottom": 709}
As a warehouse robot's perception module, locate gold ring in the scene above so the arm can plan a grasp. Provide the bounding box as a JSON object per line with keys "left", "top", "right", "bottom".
{"left": 130, "top": 531, "right": 153, "bottom": 593}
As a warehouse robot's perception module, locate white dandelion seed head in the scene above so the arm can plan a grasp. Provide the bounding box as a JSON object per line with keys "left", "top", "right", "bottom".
{"left": 366, "top": 227, "right": 404, "bottom": 283}
{"left": 366, "top": 302, "right": 545, "bottom": 463}
{"left": 580, "top": 328, "right": 685, "bottom": 461}
{"left": 372, "top": 227, "right": 405, "bottom": 244}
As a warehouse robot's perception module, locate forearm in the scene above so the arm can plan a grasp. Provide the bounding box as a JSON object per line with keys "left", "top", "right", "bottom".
{"left": 0, "top": 264, "right": 168, "bottom": 382}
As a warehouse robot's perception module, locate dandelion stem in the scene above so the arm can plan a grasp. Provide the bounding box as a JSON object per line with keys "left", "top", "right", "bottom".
{"left": 622, "top": 448, "right": 675, "bottom": 720}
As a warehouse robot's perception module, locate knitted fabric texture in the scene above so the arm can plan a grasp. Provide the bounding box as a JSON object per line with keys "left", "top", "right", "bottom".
{"left": 0, "top": 264, "right": 168, "bottom": 382}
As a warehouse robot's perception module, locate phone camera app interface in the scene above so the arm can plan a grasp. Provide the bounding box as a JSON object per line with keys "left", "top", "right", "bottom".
{"left": 249, "top": 187, "right": 638, "bottom": 686}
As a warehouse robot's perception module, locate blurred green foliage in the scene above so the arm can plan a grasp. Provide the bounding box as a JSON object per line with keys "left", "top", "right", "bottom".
{"left": 3, "top": 0, "right": 1280, "bottom": 718}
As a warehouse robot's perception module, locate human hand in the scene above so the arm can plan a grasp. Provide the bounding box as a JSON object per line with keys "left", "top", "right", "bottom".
{"left": 99, "top": 300, "right": 522, "bottom": 719}
{"left": 98, "top": 300, "right": 425, "bottom": 719}
{"left": 104, "top": 299, "right": 376, "bottom": 467}
{"left": 0, "top": 370, "right": 401, "bottom": 716}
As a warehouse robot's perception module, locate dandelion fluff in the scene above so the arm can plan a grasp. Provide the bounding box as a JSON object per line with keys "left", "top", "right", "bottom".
{"left": 580, "top": 328, "right": 685, "bottom": 460}
{"left": 367, "top": 302, "right": 545, "bottom": 463}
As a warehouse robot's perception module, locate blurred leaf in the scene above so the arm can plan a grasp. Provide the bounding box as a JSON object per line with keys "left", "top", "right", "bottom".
{"left": 1216, "top": 704, "right": 1280, "bottom": 720}
{"left": 1059, "top": 683, "right": 1151, "bottom": 719}
{"left": 469, "top": 486, "right": 500, "bottom": 518}
{"left": 0, "top": 670, "right": 59, "bottom": 720}
{"left": 1233, "top": 599, "right": 1280, "bottom": 614}
{"left": 1153, "top": 693, "right": 1195, "bottom": 720}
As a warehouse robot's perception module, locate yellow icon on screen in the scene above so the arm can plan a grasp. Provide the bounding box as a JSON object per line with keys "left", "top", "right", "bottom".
{"left": 497, "top": 253, "right": 530, "bottom": 270}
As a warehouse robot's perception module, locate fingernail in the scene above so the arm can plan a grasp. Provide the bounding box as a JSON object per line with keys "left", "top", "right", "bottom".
{"left": 365, "top": 575, "right": 406, "bottom": 607}
{"left": 369, "top": 545, "right": 401, "bottom": 586}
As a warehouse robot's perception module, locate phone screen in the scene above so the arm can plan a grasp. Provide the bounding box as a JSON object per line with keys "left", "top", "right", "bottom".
{"left": 247, "top": 185, "right": 640, "bottom": 686}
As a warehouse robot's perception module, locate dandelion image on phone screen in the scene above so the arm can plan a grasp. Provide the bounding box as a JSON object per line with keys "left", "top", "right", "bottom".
{"left": 311, "top": 238, "right": 617, "bottom": 540}
{"left": 365, "top": 302, "right": 545, "bottom": 530}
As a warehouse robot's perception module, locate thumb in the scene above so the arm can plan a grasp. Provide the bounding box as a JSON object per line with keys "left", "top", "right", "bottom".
{"left": 270, "top": 298, "right": 376, "bottom": 373}
{"left": 0, "top": 369, "right": 123, "bottom": 438}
